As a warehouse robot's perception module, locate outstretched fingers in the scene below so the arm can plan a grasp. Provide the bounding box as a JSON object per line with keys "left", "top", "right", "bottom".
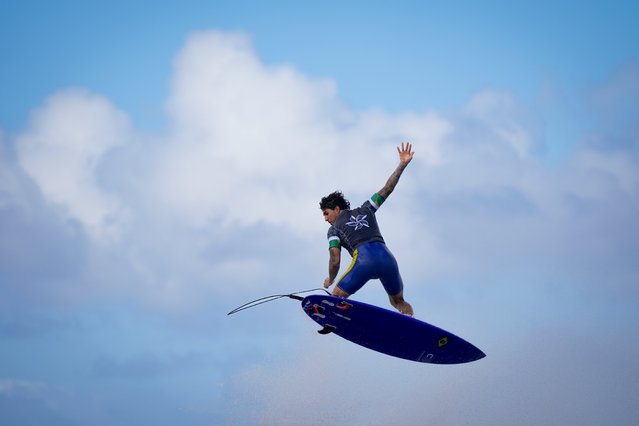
{"left": 397, "top": 141, "right": 411, "bottom": 150}
{"left": 397, "top": 142, "right": 414, "bottom": 164}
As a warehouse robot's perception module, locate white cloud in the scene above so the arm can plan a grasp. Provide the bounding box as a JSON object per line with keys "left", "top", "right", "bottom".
{"left": 16, "top": 88, "right": 132, "bottom": 241}
{"left": 463, "top": 90, "right": 537, "bottom": 158}
{"left": 11, "top": 30, "right": 450, "bottom": 247}
{"left": 6, "top": 29, "right": 639, "bottom": 313}
{"left": 3, "top": 28, "right": 639, "bottom": 426}
{"left": 153, "top": 30, "right": 449, "bottom": 234}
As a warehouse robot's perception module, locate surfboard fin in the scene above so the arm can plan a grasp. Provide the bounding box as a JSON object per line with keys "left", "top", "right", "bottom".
{"left": 318, "top": 324, "right": 336, "bottom": 335}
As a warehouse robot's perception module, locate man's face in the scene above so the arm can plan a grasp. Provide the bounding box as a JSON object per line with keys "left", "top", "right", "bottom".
{"left": 322, "top": 207, "right": 341, "bottom": 225}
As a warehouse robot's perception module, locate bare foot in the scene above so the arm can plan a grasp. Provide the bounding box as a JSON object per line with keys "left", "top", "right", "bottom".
{"left": 396, "top": 300, "right": 414, "bottom": 317}
{"left": 389, "top": 292, "right": 414, "bottom": 316}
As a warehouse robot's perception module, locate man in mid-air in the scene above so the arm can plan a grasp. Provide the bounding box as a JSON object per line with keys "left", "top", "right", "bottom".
{"left": 320, "top": 142, "right": 414, "bottom": 316}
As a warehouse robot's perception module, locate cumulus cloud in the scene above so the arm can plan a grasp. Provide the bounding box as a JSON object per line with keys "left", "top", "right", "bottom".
{"left": 6, "top": 30, "right": 452, "bottom": 309}
{"left": 16, "top": 89, "right": 132, "bottom": 241}
{"left": 2, "top": 28, "right": 639, "bottom": 425}
{"left": 3, "top": 29, "right": 638, "bottom": 310}
{"left": 152, "top": 30, "right": 449, "bottom": 234}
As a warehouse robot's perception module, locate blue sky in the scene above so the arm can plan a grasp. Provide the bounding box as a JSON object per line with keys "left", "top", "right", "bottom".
{"left": 1, "top": 1, "right": 638, "bottom": 424}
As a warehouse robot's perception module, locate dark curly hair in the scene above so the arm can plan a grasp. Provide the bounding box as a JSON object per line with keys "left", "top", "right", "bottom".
{"left": 319, "top": 191, "right": 350, "bottom": 210}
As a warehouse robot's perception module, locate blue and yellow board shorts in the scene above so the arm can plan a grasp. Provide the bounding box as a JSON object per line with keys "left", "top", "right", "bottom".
{"left": 336, "top": 241, "right": 404, "bottom": 296}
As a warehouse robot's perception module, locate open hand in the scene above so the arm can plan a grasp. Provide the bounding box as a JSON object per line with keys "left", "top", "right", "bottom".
{"left": 397, "top": 142, "right": 414, "bottom": 166}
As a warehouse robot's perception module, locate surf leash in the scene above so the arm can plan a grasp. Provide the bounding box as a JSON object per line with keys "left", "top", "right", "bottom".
{"left": 227, "top": 287, "right": 330, "bottom": 316}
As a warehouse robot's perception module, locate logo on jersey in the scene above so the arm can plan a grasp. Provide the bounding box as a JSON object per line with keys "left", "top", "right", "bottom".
{"left": 346, "top": 214, "right": 369, "bottom": 231}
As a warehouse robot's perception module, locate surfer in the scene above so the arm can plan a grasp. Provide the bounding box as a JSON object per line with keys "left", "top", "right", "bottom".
{"left": 320, "top": 142, "right": 414, "bottom": 316}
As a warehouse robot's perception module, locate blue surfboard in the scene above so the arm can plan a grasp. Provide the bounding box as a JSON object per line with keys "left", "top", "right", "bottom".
{"left": 301, "top": 295, "right": 485, "bottom": 364}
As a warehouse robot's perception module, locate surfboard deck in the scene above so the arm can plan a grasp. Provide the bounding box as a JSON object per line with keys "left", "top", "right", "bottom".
{"left": 301, "top": 295, "right": 485, "bottom": 364}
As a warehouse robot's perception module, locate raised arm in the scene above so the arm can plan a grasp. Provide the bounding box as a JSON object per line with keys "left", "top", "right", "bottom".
{"left": 377, "top": 142, "right": 414, "bottom": 199}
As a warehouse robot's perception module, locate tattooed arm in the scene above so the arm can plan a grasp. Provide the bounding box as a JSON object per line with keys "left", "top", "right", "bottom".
{"left": 377, "top": 142, "right": 414, "bottom": 199}
{"left": 323, "top": 247, "right": 341, "bottom": 288}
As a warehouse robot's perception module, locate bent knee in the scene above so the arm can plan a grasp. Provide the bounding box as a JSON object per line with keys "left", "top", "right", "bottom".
{"left": 332, "top": 286, "right": 351, "bottom": 298}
